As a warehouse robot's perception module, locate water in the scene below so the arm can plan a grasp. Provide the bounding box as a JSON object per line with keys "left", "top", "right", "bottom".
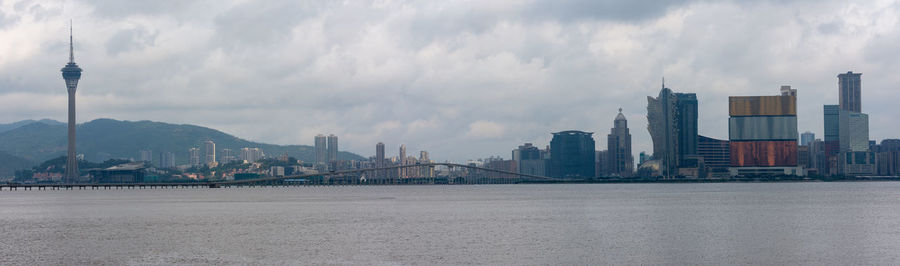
{"left": 1, "top": 182, "right": 899, "bottom": 265}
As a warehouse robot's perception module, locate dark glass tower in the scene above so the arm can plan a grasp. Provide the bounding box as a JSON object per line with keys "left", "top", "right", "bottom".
{"left": 549, "top": 130, "right": 596, "bottom": 178}
{"left": 60, "top": 24, "right": 82, "bottom": 183}
{"left": 837, "top": 71, "right": 861, "bottom": 113}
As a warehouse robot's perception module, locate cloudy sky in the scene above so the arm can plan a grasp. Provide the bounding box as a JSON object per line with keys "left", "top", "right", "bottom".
{"left": 1, "top": 0, "right": 899, "bottom": 162}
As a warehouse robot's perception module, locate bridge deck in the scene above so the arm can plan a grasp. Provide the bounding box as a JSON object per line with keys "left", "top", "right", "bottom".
{"left": 1, "top": 163, "right": 575, "bottom": 191}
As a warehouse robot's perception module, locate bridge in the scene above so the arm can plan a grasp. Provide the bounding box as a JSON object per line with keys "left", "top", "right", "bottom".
{"left": 0, "top": 163, "right": 578, "bottom": 191}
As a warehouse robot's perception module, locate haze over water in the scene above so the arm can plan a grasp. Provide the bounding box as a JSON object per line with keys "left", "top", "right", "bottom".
{"left": 1, "top": 183, "right": 899, "bottom": 265}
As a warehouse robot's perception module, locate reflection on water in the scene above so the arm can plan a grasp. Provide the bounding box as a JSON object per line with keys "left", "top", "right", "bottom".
{"left": 1, "top": 183, "right": 899, "bottom": 265}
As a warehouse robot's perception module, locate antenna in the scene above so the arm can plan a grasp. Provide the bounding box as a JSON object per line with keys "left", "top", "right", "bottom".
{"left": 69, "top": 20, "right": 74, "bottom": 63}
{"left": 661, "top": 77, "right": 665, "bottom": 89}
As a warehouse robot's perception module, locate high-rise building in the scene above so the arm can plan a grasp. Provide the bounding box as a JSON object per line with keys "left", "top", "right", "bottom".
{"left": 375, "top": 142, "right": 386, "bottom": 178}
{"left": 189, "top": 148, "right": 201, "bottom": 166}
{"left": 595, "top": 150, "right": 608, "bottom": 177}
{"left": 800, "top": 132, "right": 815, "bottom": 146}
{"left": 399, "top": 144, "right": 407, "bottom": 164}
{"left": 314, "top": 134, "right": 327, "bottom": 165}
{"left": 839, "top": 111, "right": 869, "bottom": 152}
{"left": 240, "top": 147, "right": 264, "bottom": 163}
{"left": 139, "top": 150, "right": 152, "bottom": 163}
{"left": 203, "top": 140, "right": 216, "bottom": 165}
{"left": 513, "top": 143, "right": 545, "bottom": 176}
{"left": 780, "top": 85, "right": 797, "bottom": 97}
{"left": 728, "top": 88, "right": 801, "bottom": 176}
{"left": 823, "top": 105, "right": 841, "bottom": 175}
{"left": 159, "top": 152, "right": 176, "bottom": 169}
{"left": 698, "top": 135, "right": 730, "bottom": 178}
{"left": 399, "top": 144, "right": 407, "bottom": 178}
{"left": 61, "top": 24, "right": 82, "bottom": 183}
{"left": 838, "top": 110, "right": 874, "bottom": 175}
{"left": 221, "top": 148, "right": 234, "bottom": 163}
{"left": 676, "top": 93, "right": 698, "bottom": 165}
{"left": 607, "top": 108, "right": 633, "bottom": 177}
{"left": 876, "top": 139, "right": 900, "bottom": 176}
{"left": 838, "top": 71, "right": 862, "bottom": 112}
{"left": 549, "top": 130, "right": 596, "bottom": 178}
{"left": 647, "top": 80, "right": 698, "bottom": 177}
{"left": 807, "top": 139, "right": 826, "bottom": 175}
{"left": 327, "top": 134, "right": 338, "bottom": 162}
{"left": 376, "top": 142, "right": 385, "bottom": 166}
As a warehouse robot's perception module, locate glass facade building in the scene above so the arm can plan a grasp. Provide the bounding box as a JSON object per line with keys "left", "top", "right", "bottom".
{"left": 646, "top": 84, "right": 698, "bottom": 177}
{"left": 550, "top": 130, "right": 596, "bottom": 178}
{"left": 728, "top": 90, "right": 800, "bottom": 176}
{"left": 838, "top": 71, "right": 862, "bottom": 113}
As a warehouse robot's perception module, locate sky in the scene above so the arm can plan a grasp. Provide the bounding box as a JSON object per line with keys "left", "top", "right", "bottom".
{"left": 1, "top": 0, "right": 899, "bottom": 162}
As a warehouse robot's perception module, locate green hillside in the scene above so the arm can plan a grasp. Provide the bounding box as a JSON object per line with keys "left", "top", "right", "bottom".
{"left": 0, "top": 118, "right": 364, "bottom": 166}
{"left": 0, "top": 150, "right": 34, "bottom": 178}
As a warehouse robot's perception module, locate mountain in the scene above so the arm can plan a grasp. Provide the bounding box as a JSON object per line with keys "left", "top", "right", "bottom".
{"left": 0, "top": 118, "right": 365, "bottom": 165}
{"left": 0, "top": 150, "right": 34, "bottom": 178}
{"left": 0, "top": 119, "right": 64, "bottom": 133}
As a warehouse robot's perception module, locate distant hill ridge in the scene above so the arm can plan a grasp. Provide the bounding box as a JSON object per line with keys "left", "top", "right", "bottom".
{"left": 0, "top": 119, "right": 64, "bottom": 133}
{"left": 0, "top": 118, "right": 364, "bottom": 166}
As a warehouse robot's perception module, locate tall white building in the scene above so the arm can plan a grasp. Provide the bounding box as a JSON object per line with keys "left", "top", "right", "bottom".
{"left": 159, "top": 152, "right": 176, "bottom": 169}
{"left": 189, "top": 148, "right": 201, "bottom": 166}
{"left": 241, "top": 147, "right": 264, "bottom": 163}
{"left": 139, "top": 150, "right": 152, "bottom": 163}
{"left": 204, "top": 140, "right": 216, "bottom": 165}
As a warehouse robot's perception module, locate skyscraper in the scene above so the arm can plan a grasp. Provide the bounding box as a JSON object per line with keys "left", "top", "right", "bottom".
{"left": 834, "top": 71, "right": 873, "bottom": 176}
{"left": 800, "top": 132, "right": 815, "bottom": 146}
{"left": 204, "top": 140, "right": 216, "bottom": 165}
{"left": 61, "top": 24, "right": 82, "bottom": 183}
{"left": 728, "top": 88, "right": 801, "bottom": 176}
{"left": 140, "top": 150, "right": 152, "bottom": 163}
{"left": 646, "top": 80, "right": 698, "bottom": 177}
{"left": 327, "top": 134, "right": 338, "bottom": 162}
{"left": 240, "top": 147, "right": 264, "bottom": 163}
{"left": 780, "top": 85, "right": 797, "bottom": 97}
{"left": 314, "top": 134, "right": 327, "bottom": 165}
{"left": 376, "top": 142, "right": 385, "bottom": 166}
{"left": 376, "top": 142, "right": 385, "bottom": 178}
{"left": 159, "top": 152, "right": 176, "bottom": 169}
{"left": 512, "top": 143, "right": 545, "bottom": 176}
{"left": 838, "top": 110, "right": 875, "bottom": 175}
{"left": 607, "top": 108, "right": 633, "bottom": 177}
{"left": 399, "top": 144, "right": 407, "bottom": 178}
{"left": 549, "top": 130, "right": 596, "bottom": 178}
{"left": 189, "top": 148, "right": 201, "bottom": 166}
{"left": 823, "top": 105, "right": 840, "bottom": 175}
{"left": 676, "top": 93, "right": 698, "bottom": 165}
{"left": 838, "top": 71, "right": 862, "bottom": 112}
{"left": 221, "top": 148, "right": 234, "bottom": 163}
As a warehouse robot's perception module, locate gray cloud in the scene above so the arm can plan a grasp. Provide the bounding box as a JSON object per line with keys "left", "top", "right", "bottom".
{"left": 0, "top": 0, "right": 898, "bottom": 162}
{"left": 521, "top": 0, "right": 694, "bottom": 23}
{"left": 105, "top": 27, "right": 157, "bottom": 55}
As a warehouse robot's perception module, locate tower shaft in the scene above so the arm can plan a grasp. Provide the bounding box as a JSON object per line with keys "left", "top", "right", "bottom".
{"left": 66, "top": 90, "right": 77, "bottom": 183}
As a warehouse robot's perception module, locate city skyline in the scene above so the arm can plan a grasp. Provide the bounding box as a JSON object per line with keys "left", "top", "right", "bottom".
{"left": 2, "top": 1, "right": 900, "bottom": 162}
